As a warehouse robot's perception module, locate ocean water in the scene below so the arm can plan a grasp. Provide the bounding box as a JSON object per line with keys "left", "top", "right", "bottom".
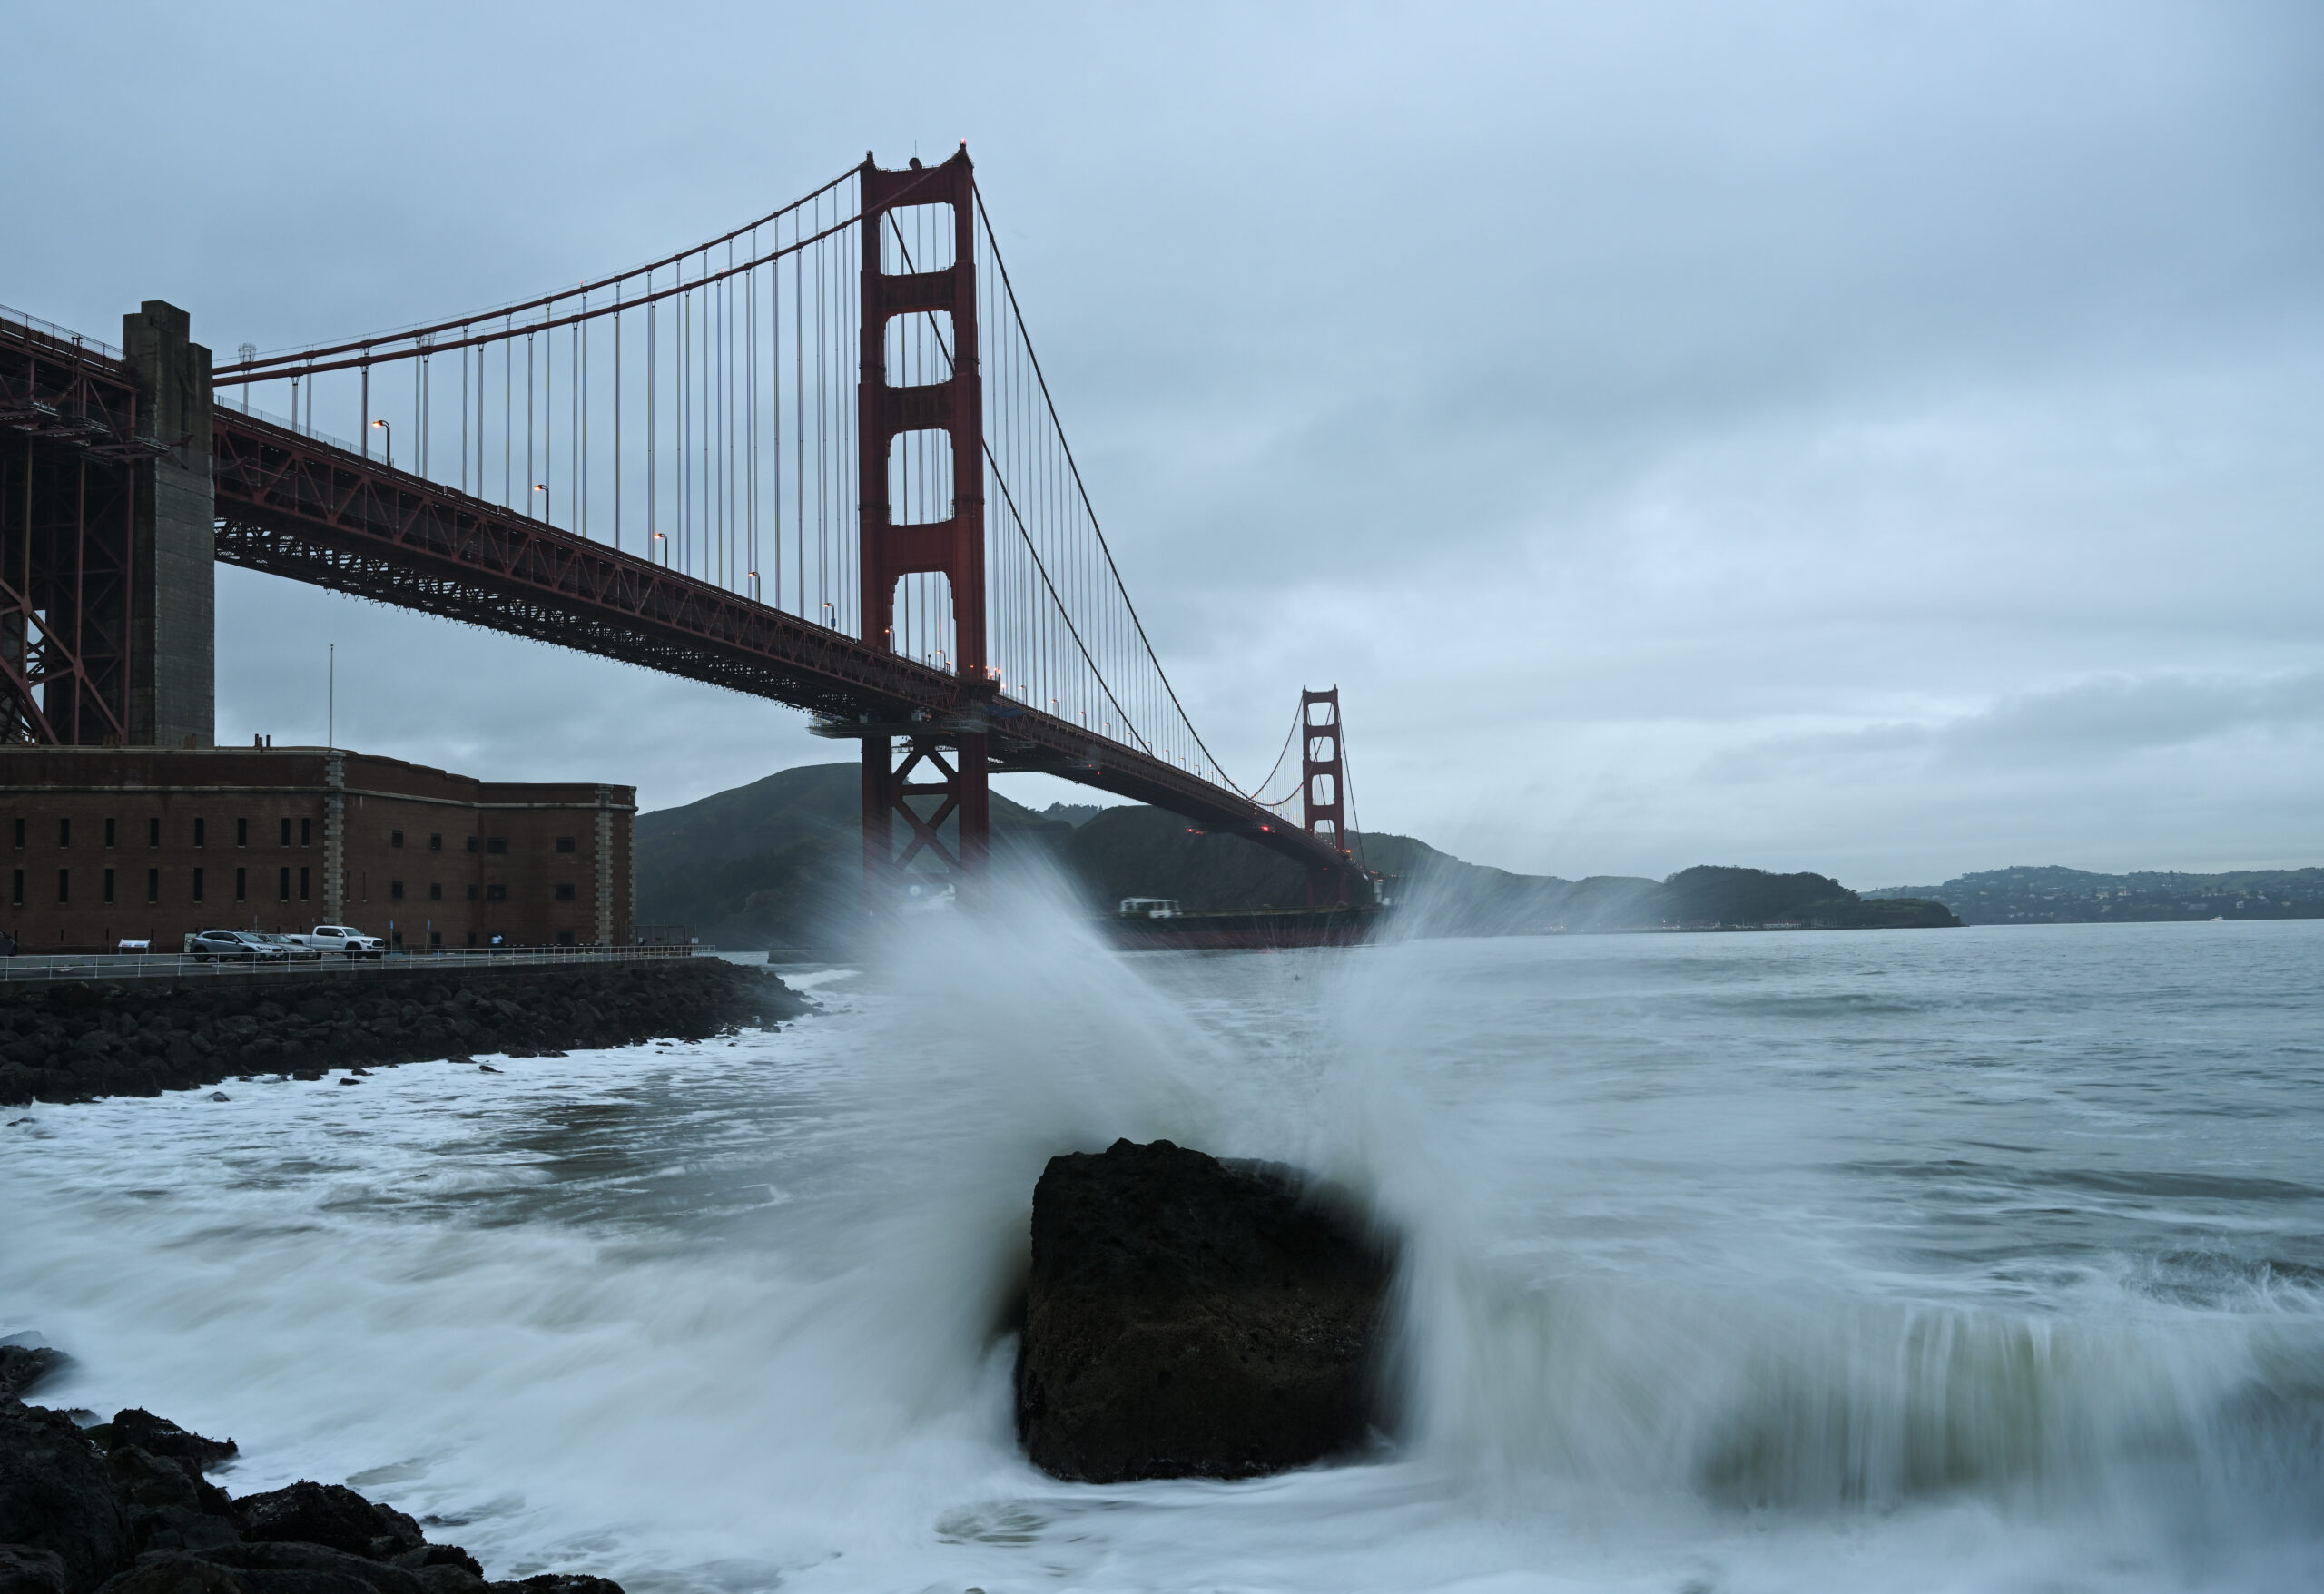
{"left": 5, "top": 902, "right": 2321, "bottom": 1593}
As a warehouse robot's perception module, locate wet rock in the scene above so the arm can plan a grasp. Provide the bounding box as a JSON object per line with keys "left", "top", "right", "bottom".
{"left": 486, "top": 1577, "right": 625, "bottom": 1594}
{"left": 91, "top": 1554, "right": 247, "bottom": 1594}
{"left": 0, "top": 1401, "right": 130, "bottom": 1593}
{"left": 0, "top": 1545, "right": 71, "bottom": 1594}
{"left": 235, "top": 1485, "right": 420, "bottom": 1561}
{"left": 102, "top": 1414, "right": 236, "bottom": 1477}
{"left": 0, "top": 964, "right": 808, "bottom": 1107}
{"left": 381, "top": 1553, "right": 473, "bottom": 1584}
{"left": 195, "top": 1544, "right": 419, "bottom": 1594}
{"left": 1015, "top": 1138, "right": 1394, "bottom": 1482}
{"left": 103, "top": 1448, "right": 241, "bottom": 1556}
{"left": 0, "top": 1348, "right": 69, "bottom": 1402}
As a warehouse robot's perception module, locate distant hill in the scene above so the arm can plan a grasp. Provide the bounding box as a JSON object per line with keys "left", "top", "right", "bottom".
{"left": 637, "top": 762, "right": 1956, "bottom": 946}
{"left": 634, "top": 763, "right": 1074, "bottom": 948}
{"left": 1865, "top": 865, "right": 2324, "bottom": 924}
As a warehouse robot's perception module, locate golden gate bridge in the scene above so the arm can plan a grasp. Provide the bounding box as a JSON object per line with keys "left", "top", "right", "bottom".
{"left": 1, "top": 147, "right": 1369, "bottom": 909}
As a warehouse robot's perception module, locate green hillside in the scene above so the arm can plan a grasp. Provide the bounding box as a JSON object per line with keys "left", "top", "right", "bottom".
{"left": 636, "top": 762, "right": 1957, "bottom": 946}
{"left": 634, "top": 763, "right": 1074, "bottom": 948}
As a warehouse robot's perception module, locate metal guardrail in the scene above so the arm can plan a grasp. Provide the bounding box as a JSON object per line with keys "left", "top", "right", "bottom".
{"left": 0, "top": 944, "right": 698, "bottom": 985}
{"left": 0, "top": 302, "right": 123, "bottom": 361}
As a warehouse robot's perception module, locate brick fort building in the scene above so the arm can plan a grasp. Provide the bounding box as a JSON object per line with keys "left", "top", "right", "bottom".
{"left": 0, "top": 747, "right": 635, "bottom": 952}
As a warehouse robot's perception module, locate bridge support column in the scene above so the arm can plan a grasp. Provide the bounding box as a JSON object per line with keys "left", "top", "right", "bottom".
{"left": 1300, "top": 686, "right": 1353, "bottom": 907}
{"left": 856, "top": 147, "right": 989, "bottom": 911}
{"left": 862, "top": 731, "right": 990, "bottom": 908}
{"left": 122, "top": 301, "right": 214, "bottom": 748}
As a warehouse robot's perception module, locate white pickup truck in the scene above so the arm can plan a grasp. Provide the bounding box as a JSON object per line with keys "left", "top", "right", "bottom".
{"left": 283, "top": 924, "right": 389, "bottom": 959}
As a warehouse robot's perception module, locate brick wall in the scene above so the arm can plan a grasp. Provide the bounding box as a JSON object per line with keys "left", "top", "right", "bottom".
{"left": 0, "top": 747, "right": 634, "bottom": 951}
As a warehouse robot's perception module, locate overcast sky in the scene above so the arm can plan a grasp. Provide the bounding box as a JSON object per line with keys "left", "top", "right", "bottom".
{"left": 9, "top": 2, "right": 2319, "bottom": 885}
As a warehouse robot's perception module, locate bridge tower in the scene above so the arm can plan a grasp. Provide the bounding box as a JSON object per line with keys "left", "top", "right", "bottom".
{"left": 0, "top": 301, "right": 212, "bottom": 748}
{"left": 1299, "top": 686, "right": 1354, "bottom": 906}
{"left": 855, "top": 147, "right": 990, "bottom": 907}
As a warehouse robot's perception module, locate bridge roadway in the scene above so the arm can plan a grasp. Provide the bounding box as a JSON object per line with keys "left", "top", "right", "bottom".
{"left": 1, "top": 311, "right": 1337, "bottom": 878}
{"left": 206, "top": 409, "right": 1335, "bottom": 871}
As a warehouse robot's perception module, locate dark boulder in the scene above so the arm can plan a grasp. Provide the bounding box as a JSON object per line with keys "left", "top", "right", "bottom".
{"left": 1014, "top": 1137, "right": 1395, "bottom": 1482}
{"left": 194, "top": 1545, "right": 418, "bottom": 1594}
{"left": 0, "top": 1349, "right": 68, "bottom": 1402}
{"left": 104, "top": 1448, "right": 241, "bottom": 1556}
{"left": 0, "top": 1402, "right": 130, "bottom": 1592}
{"left": 101, "top": 1414, "right": 235, "bottom": 1477}
{"left": 234, "top": 1486, "right": 419, "bottom": 1562}
{"left": 487, "top": 1577, "right": 624, "bottom": 1594}
{"left": 91, "top": 1555, "right": 247, "bottom": 1594}
{"left": 0, "top": 1546, "right": 71, "bottom": 1594}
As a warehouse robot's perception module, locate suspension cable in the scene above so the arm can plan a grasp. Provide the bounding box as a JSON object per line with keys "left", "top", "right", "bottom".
{"left": 970, "top": 182, "right": 1257, "bottom": 798}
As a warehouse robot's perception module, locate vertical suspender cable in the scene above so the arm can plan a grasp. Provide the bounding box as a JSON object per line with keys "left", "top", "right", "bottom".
{"left": 613, "top": 290, "right": 622, "bottom": 553}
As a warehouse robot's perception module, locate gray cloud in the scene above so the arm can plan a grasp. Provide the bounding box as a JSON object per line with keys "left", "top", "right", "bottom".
{"left": 7, "top": 1, "right": 2321, "bottom": 879}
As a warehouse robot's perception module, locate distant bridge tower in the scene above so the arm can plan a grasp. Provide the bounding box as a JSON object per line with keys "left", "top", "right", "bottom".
{"left": 1299, "top": 685, "right": 1353, "bottom": 905}
{"left": 855, "top": 146, "right": 990, "bottom": 905}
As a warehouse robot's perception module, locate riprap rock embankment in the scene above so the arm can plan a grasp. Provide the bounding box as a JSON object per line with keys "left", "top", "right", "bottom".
{"left": 0, "top": 959, "right": 808, "bottom": 1107}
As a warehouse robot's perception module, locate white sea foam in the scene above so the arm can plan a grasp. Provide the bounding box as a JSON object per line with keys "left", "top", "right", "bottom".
{"left": 5, "top": 893, "right": 2321, "bottom": 1591}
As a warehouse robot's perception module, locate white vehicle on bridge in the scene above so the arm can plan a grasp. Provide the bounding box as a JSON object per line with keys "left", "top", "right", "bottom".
{"left": 283, "top": 925, "right": 389, "bottom": 959}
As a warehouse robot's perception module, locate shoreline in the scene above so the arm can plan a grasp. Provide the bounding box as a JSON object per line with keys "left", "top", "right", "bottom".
{"left": 0, "top": 960, "right": 808, "bottom": 1108}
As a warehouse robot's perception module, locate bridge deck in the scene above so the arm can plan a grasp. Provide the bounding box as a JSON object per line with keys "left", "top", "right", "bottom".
{"left": 6, "top": 313, "right": 1345, "bottom": 883}
{"left": 207, "top": 410, "right": 1340, "bottom": 876}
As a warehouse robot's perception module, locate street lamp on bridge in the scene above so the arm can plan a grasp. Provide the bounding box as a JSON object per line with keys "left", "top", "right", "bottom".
{"left": 369, "top": 418, "right": 391, "bottom": 468}
{"left": 532, "top": 483, "right": 549, "bottom": 523}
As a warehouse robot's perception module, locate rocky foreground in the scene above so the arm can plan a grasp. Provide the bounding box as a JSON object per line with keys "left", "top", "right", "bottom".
{"left": 0, "top": 1350, "right": 614, "bottom": 1594}
{"left": 1015, "top": 1138, "right": 1396, "bottom": 1482}
{"left": 0, "top": 960, "right": 809, "bottom": 1107}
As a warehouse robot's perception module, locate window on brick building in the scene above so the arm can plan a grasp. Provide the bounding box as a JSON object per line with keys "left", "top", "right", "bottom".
{"left": 148, "top": 817, "right": 160, "bottom": 847}
{"left": 146, "top": 869, "right": 158, "bottom": 904}
{"left": 428, "top": 931, "right": 442, "bottom": 947}
{"left": 428, "top": 833, "right": 442, "bottom": 851}
{"left": 556, "top": 837, "right": 576, "bottom": 853}
{"left": 555, "top": 884, "right": 576, "bottom": 901}
{"left": 556, "top": 930, "right": 576, "bottom": 945}
{"left": 235, "top": 868, "right": 247, "bottom": 902}
{"left": 236, "top": 818, "right": 249, "bottom": 847}
{"left": 11, "top": 818, "right": 22, "bottom": 849}
{"left": 56, "top": 869, "right": 68, "bottom": 904}
{"left": 299, "top": 867, "right": 310, "bottom": 901}
{"left": 428, "top": 882, "right": 442, "bottom": 900}
{"left": 300, "top": 818, "right": 312, "bottom": 847}
{"left": 486, "top": 837, "right": 508, "bottom": 855}
{"left": 104, "top": 818, "right": 115, "bottom": 848}
{"left": 279, "top": 867, "right": 290, "bottom": 902}
{"left": 57, "top": 818, "right": 69, "bottom": 848}
{"left": 466, "top": 836, "right": 478, "bottom": 853}
{"left": 390, "top": 830, "right": 405, "bottom": 849}
{"left": 466, "top": 884, "right": 478, "bottom": 901}
{"left": 465, "top": 932, "right": 477, "bottom": 947}
{"left": 192, "top": 867, "right": 204, "bottom": 903}
{"left": 192, "top": 818, "right": 205, "bottom": 848}
{"left": 486, "top": 884, "right": 507, "bottom": 902}
{"left": 11, "top": 870, "right": 22, "bottom": 906}
{"left": 390, "top": 881, "right": 405, "bottom": 900}
{"left": 281, "top": 817, "right": 292, "bottom": 846}
{"left": 103, "top": 868, "right": 114, "bottom": 904}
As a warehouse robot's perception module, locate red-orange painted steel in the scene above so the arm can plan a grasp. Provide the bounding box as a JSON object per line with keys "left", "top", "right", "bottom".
{"left": 856, "top": 148, "right": 990, "bottom": 903}
{"left": 1300, "top": 686, "right": 1353, "bottom": 907}
{"left": 202, "top": 407, "right": 1358, "bottom": 887}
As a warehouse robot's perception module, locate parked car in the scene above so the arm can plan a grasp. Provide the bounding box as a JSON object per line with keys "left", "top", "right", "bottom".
{"left": 183, "top": 929, "right": 290, "bottom": 962}
{"left": 253, "top": 932, "right": 324, "bottom": 962}
{"left": 282, "top": 924, "right": 389, "bottom": 959}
